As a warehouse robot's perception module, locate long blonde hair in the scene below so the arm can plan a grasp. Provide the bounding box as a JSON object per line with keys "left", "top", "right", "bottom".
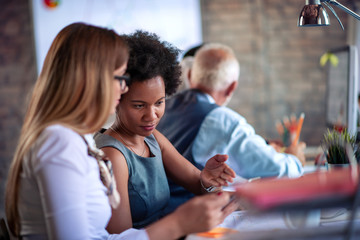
{"left": 5, "top": 22, "right": 129, "bottom": 236}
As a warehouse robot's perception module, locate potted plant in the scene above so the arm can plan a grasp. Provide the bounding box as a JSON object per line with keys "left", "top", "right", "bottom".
{"left": 321, "top": 128, "right": 359, "bottom": 169}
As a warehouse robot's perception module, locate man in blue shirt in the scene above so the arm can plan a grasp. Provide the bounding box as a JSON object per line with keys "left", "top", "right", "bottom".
{"left": 157, "top": 43, "right": 306, "bottom": 214}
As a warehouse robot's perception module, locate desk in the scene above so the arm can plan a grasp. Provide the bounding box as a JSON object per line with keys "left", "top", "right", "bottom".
{"left": 188, "top": 166, "right": 360, "bottom": 240}
{"left": 186, "top": 209, "right": 360, "bottom": 240}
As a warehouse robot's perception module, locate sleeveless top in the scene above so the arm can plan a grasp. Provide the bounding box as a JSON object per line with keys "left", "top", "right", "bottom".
{"left": 94, "top": 131, "right": 170, "bottom": 229}
{"left": 156, "top": 89, "right": 219, "bottom": 215}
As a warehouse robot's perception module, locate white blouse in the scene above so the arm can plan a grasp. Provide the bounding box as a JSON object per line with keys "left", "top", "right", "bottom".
{"left": 18, "top": 124, "right": 148, "bottom": 240}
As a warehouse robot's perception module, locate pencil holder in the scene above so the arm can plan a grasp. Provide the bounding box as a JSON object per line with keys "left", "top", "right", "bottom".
{"left": 276, "top": 113, "right": 305, "bottom": 147}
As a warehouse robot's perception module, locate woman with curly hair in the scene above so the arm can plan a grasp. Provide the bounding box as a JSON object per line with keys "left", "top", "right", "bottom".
{"left": 5, "top": 23, "right": 235, "bottom": 240}
{"left": 94, "top": 30, "right": 237, "bottom": 237}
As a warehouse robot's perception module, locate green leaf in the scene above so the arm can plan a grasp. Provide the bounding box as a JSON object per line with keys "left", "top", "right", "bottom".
{"left": 329, "top": 54, "right": 339, "bottom": 67}
{"left": 320, "top": 52, "right": 330, "bottom": 67}
{"left": 320, "top": 52, "right": 339, "bottom": 67}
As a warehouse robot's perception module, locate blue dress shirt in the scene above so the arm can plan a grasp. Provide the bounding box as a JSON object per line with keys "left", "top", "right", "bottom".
{"left": 193, "top": 102, "right": 304, "bottom": 179}
{"left": 157, "top": 89, "right": 304, "bottom": 214}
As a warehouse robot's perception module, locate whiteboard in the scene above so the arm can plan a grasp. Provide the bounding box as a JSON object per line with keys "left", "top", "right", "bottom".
{"left": 31, "top": 0, "right": 203, "bottom": 74}
{"left": 326, "top": 50, "right": 348, "bottom": 127}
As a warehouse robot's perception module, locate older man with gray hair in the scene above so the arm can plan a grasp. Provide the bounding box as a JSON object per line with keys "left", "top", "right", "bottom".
{"left": 157, "top": 43, "right": 306, "bottom": 215}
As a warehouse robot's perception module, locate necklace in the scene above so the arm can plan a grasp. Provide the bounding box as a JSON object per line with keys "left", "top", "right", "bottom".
{"left": 110, "top": 127, "right": 146, "bottom": 157}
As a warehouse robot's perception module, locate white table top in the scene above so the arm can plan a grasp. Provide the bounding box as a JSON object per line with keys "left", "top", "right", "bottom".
{"left": 186, "top": 209, "right": 360, "bottom": 240}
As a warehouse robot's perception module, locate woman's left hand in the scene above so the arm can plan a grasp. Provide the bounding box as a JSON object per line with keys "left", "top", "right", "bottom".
{"left": 201, "top": 154, "right": 236, "bottom": 189}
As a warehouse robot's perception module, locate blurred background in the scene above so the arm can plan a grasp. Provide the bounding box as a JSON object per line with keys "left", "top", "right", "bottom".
{"left": 1, "top": 0, "right": 359, "bottom": 218}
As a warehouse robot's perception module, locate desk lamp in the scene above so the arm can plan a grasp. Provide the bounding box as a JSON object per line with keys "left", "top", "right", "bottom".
{"left": 298, "top": 0, "right": 360, "bottom": 30}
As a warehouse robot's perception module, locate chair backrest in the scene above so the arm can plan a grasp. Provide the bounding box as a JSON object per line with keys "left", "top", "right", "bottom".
{"left": 0, "top": 218, "right": 10, "bottom": 240}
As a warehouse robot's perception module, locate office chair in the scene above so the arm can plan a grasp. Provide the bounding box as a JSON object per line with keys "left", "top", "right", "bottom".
{"left": 0, "top": 218, "right": 10, "bottom": 240}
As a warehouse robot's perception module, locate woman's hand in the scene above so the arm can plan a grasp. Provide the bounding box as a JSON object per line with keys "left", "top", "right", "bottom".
{"left": 174, "top": 192, "right": 236, "bottom": 234}
{"left": 146, "top": 192, "right": 237, "bottom": 240}
{"left": 201, "top": 154, "right": 236, "bottom": 189}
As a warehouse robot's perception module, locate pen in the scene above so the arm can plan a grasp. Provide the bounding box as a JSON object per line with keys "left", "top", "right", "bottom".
{"left": 282, "top": 116, "right": 290, "bottom": 129}
{"left": 221, "top": 177, "right": 261, "bottom": 211}
{"left": 221, "top": 194, "right": 237, "bottom": 211}
{"left": 291, "top": 112, "right": 305, "bottom": 146}
{"left": 275, "top": 120, "right": 284, "bottom": 136}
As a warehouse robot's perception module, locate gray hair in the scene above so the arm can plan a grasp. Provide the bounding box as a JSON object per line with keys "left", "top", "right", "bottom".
{"left": 178, "top": 56, "right": 194, "bottom": 90}
{"left": 191, "top": 43, "right": 240, "bottom": 90}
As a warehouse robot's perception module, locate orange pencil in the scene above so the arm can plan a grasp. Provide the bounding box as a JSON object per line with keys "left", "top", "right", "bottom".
{"left": 292, "top": 112, "right": 305, "bottom": 146}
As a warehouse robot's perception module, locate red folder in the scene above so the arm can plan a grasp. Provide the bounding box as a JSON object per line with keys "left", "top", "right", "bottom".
{"left": 235, "top": 167, "right": 359, "bottom": 211}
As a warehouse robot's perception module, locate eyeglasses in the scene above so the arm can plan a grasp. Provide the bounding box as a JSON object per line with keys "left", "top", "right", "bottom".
{"left": 114, "top": 74, "right": 131, "bottom": 91}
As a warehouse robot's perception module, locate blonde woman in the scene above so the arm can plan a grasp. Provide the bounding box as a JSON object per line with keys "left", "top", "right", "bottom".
{"left": 5, "top": 23, "right": 236, "bottom": 240}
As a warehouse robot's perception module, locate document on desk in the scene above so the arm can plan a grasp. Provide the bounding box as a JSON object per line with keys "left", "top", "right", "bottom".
{"left": 218, "top": 211, "right": 290, "bottom": 230}
{"left": 187, "top": 210, "right": 298, "bottom": 240}
{"left": 187, "top": 210, "right": 360, "bottom": 240}
{"left": 222, "top": 175, "right": 261, "bottom": 192}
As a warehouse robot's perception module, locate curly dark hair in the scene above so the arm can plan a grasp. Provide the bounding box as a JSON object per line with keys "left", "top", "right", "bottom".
{"left": 124, "top": 30, "right": 182, "bottom": 96}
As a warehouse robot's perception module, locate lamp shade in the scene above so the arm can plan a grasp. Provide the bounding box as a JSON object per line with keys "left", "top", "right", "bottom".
{"left": 298, "top": 0, "right": 330, "bottom": 27}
